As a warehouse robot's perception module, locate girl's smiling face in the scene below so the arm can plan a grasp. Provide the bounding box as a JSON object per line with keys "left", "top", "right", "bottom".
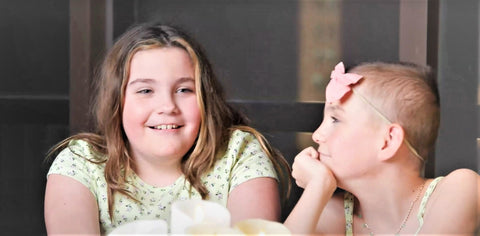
{"left": 312, "top": 92, "right": 386, "bottom": 181}
{"left": 122, "top": 47, "right": 201, "bottom": 164}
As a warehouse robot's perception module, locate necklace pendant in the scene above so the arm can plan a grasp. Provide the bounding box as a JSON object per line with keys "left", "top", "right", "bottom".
{"left": 369, "top": 232, "right": 374, "bottom": 236}
{"left": 362, "top": 223, "right": 368, "bottom": 228}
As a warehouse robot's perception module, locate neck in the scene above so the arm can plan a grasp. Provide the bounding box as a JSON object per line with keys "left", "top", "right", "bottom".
{"left": 133, "top": 155, "right": 183, "bottom": 187}
{"left": 342, "top": 164, "right": 427, "bottom": 233}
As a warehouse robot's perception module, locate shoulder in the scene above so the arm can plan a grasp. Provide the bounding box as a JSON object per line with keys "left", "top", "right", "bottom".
{"left": 49, "top": 139, "right": 104, "bottom": 170}
{"left": 436, "top": 168, "right": 479, "bottom": 196}
{"left": 420, "top": 169, "right": 479, "bottom": 234}
{"left": 441, "top": 168, "right": 479, "bottom": 203}
{"left": 223, "top": 129, "right": 268, "bottom": 161}
{"left": 228, "top": 129, "right": 258, "bottom": 144}
{"left": 443, "top": 168, "right": 479, "bottom": 182}
{"left": 51, "top": 139, "right": 102, "bottom": 166}
{"left": 215, "top": 129, "right": 277, "bottom": 189}
{"left": 64, "top": 139, "right": 106, "bottom": 161}
{"left": 48, "top": 139, "right": 106, "bottom": 191}
{"left": 51, "top": 139, "right": 106, "bottom": 166}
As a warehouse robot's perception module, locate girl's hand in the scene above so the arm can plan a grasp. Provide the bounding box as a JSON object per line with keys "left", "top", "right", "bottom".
{"left": 284, "top": 147, "right": 338, "bottom": 234}
{"left": 291, "top": 147, "right": 337, "bottom": 192}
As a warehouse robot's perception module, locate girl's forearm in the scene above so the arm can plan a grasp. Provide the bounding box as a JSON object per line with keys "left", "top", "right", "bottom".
{"left": 283, "top": 180, "right": 336, "bottom": 235}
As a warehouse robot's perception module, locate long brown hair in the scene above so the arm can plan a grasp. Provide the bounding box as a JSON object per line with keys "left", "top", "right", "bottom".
{"left": 48, "top": 23, "right": 291, "bottom": 218}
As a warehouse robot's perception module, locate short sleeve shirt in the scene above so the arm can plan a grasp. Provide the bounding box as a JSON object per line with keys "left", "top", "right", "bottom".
{"left": 47, "top": 129, "right": 278, "bottom": 234}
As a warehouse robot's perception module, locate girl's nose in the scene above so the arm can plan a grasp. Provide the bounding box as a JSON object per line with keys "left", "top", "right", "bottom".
{"left": 157, "top": 94, "right": 178, "bottom": 114}
{"left": 312, "top": 124, "right": 326, "bottom": 144}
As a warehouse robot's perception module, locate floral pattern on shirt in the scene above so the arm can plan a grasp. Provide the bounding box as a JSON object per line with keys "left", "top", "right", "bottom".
{"left": 47, "top": 129, "right": 278, "bottom": 234}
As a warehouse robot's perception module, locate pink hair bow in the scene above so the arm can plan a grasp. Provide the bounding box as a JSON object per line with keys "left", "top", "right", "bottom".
{"left": 326, "top": 62, "right": 363, "bottom": 103}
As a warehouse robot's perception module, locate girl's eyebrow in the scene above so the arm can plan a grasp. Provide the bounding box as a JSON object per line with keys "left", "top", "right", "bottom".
{"left": 176, "top": 77, "right": 195, "bottom": 84}
{"left": 128, "top": 78, "right": 155, "bottom": 86}
{"left": 128, "top": 77, "right": 194, "bottom": 86}
{"left": 325, "top": 104, "right": 344, "bottom": 113}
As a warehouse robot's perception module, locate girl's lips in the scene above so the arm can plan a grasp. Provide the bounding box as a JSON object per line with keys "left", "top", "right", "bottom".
{"left": 148, "top": 124, "right": 183, "bottom": 130}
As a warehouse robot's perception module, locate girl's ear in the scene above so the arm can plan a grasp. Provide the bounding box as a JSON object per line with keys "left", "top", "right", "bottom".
{"left": 378, "top": 123, "right": 404, "bottom": 161}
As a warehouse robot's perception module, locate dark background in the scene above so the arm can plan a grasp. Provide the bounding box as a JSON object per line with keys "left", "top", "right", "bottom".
{"left": 0, "top": 0, "right": 478, "bottom": 234}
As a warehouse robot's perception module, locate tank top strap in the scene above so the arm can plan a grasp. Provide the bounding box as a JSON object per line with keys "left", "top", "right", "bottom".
{"left": 415, "top": 176, "right": 444, "bottom": 235}
{"left": 344, "top": 191, "right": 355, "bottom": 236}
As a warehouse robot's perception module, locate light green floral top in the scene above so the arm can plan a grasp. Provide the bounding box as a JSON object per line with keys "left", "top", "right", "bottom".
{"left": 47, "top": 129, "right": 278, "bottom": 234}
{"left": 344, "top": 177, "right": 444, "bottom": 236}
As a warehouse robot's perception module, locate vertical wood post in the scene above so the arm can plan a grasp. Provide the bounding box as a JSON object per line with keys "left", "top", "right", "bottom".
{"left": 69, "top": 0, "right": 111, "bottom": 133}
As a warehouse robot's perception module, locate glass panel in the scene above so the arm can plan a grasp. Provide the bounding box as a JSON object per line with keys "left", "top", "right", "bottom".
{"left": 0, "top": 1, "right": 68, "bottom": 96}
{"left": 116, "top": 0, "right": 400, "bottom": 103}
{"left": 128, "top": 0, "right": 299, "bottom": 102}
{"left": 298, "top": 0, "right": 341, "bottom": 102}
{"left": 437, "top": 0, "right": 478, "bottom": 174}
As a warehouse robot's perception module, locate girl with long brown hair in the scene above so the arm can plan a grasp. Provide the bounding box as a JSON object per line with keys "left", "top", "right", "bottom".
{"left": 44, "top": 23, "right": 290, "bottom": 235}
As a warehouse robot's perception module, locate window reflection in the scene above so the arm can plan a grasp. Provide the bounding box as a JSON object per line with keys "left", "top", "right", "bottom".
{"left": 298, "top": 0, "right": 340, "bottom": 102}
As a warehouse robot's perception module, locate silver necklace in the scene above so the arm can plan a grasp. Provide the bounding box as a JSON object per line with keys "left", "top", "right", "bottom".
{"left": 358, "top": 181, "right": 426, "bottom": 236}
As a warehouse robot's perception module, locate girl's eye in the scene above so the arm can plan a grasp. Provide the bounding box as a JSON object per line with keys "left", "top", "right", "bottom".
{"left": 137, "top": 89, "right": 152, "bottom": 94}
{"left": 331, "top": 116, "right": 339, "bottom": 123}
{"left": 176, "top": 88, "right": 193, "bottom": 93}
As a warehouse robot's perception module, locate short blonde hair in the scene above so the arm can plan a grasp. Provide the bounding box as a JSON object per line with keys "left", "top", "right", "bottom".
{"left": 350, "top": 62, "right": 440, "bottom": 161}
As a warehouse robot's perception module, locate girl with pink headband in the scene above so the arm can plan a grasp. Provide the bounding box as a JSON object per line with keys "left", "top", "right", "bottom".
{"left": 283, "top": 62, "right": 479, "bottom": 235}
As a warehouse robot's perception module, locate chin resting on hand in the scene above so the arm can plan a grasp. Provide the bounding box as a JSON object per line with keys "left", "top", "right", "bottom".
{"left": 291, "top": 147, "right": 337, "bottom": 191}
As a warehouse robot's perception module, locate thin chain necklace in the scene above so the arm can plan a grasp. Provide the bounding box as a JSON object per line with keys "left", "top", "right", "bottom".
{"left": 357, "top": 181, "right": 426, "bottom": 236}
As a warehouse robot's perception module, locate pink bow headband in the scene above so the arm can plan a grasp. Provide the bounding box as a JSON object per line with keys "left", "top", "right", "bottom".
{"left": 325, "top": 62, "right": 424, "bottom": 161}
{"left": 325, "top": 62, "right": 363, "bottom": 103}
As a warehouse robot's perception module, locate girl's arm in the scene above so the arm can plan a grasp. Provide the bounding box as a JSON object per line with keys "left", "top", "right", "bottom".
{"left": 227, "top": 177, "right": 281, "bottom": 224}
{"left": 284, "top": 147, "right": 337, "bottom": 234}
{"left": 44, "top": 174, "right": 101, "bottom": 235}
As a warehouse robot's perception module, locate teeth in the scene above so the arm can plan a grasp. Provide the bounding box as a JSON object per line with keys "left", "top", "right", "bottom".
{"left": 154, "top": 125, "right": 178, "bottom": 130}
